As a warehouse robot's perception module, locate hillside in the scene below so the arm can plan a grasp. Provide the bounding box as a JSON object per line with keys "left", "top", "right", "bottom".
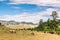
{"left": 0, "top": 20, "right": 36, "bottom": 25}
{"left": 0, "top": 23, "right": 60, "bottom": 40}
{"left": 0, "top": 30, "right": 60, "bottom": 40}
{"left": 6, "top": 24, "right": 38, "bottom": 29}
{"left": 0, "top": 20, "right": 60, "bottom": 40}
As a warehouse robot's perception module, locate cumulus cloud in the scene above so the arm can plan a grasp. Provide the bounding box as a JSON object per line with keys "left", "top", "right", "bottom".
{"left": 56, "top": 12, "right": 60, "bottom": 19}
{"left": 0, "top": 8, "right": 59, "bottom": 23}
{"left": 9, "top": 0, "right": 60, "bottom": 6}
{"left": 0, "top": 13, "right": 48, "bottom": 23}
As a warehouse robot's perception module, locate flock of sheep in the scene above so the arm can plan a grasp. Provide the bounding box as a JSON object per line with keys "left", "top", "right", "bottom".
{"left": 8, "top": 29, "right": 35, "bottom": 35}
{"left": 9, "top": 29, "right": 16, "bottom": 33}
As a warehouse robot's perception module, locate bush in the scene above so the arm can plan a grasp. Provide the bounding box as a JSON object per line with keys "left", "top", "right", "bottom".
{"left": 43, "top": 27, "right": 49, "bottom": 33}
{"left": 48, "top": 31, "right": 55, "bottom": 34}
{"left": 55, "top": 28, "right": 60, "bottom": 31}
{"left": 55, "top": 28, "right": 60, "bottom": 35}
{"left": 56, "top": 31, "right": 60, "bottom": 35}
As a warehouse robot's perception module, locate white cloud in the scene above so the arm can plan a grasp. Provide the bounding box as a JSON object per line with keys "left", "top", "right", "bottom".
{"left": 56, "top": 12, "right": 60, "bottom": 19}
{"left": 0, "top": 8, "right": 60, "bottom": 23}
{"left": 0, "top": 12, "right": 48, "bottom": 23}
{"left": 9, "top": 0, "right": 60, "bottom": 6}
{"left": 41, "top": 8, "right": 60, "bottom": 20}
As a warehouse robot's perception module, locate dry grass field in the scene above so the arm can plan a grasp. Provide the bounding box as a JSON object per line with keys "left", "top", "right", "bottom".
{"left": 0, "top": 24, "right": 60, "bottom": 40}
{"left": 0, "top": 30, "right": 60, "bottom": 40}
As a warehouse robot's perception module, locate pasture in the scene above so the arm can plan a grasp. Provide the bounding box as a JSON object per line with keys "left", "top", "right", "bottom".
{"left": 0, "top": 25, "right": 60, "bottom": 40}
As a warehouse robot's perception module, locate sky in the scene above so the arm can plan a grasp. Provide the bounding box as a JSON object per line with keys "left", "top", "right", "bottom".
{"left": 0, "top": 0, "right": 60, "bottom": 23}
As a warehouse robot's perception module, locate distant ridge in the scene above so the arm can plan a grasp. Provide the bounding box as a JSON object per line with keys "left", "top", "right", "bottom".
{"left": 0, "top": 20, "right": 36, "bottom": 25}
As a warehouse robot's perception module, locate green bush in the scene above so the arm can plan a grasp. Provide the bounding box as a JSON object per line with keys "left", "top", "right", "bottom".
{"left": 55, "top": 28, "right": 60, "bottom": 31}
{"left": 48, "top": 31, "right": 55, "bottom": 34}
{"left": 55, "top": 28, "right": 60, "bottom": 35}
{"left": 44, "top": 27, "right": 49, "bottom": 31}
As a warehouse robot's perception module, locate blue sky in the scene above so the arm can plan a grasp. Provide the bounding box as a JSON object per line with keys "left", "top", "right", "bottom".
{"left": 0, "top": 2, "right": 55, "bottom": 15}
{"left": 0, "top": 0, "right": 60, "bottom": 23}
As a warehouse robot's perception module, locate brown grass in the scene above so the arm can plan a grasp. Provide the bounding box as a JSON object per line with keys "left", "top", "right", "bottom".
{"left": 0, "top": 24, "right": 60, "bottom": 40}
{"left": 0, "top": 30, "right": 60, "bottom": 40}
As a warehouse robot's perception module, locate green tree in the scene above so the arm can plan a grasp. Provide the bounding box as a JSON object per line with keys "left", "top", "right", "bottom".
{"left": 37, "top": 19, "right": 44, "bottom": 31}
{"left": 50, "top": 11, "right": 58, "bottom": 30}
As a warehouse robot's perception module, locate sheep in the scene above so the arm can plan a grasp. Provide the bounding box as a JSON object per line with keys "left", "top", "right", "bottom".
{"left": 9, "top": 30, "right": 16, "bottom": 33}
{"left": 31, "top": 32, "right": 35, "bottom": 35}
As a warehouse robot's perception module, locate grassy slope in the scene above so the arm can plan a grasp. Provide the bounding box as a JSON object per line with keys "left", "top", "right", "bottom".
{"left": 0, "top": 26, "right": 60, "bottom": 40}
{"left": 0, "top": 29, "right": 60, "bottom": 40}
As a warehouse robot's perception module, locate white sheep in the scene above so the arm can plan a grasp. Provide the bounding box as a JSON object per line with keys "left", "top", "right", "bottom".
{"left": 9, "top": 30, "right": 16, "bottom": 33}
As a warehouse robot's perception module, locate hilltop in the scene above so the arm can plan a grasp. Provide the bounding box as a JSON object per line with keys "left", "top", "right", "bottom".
{"left": 0, "top": 20, "right": 37, "bottom": 25}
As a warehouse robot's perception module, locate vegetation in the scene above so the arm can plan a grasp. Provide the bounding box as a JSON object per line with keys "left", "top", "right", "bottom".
{"left": 26, "top": 11, "right": 60, "bottom": 35}
{"left": 35, "top": 11, "right": 60, "bottom": 34}
{"left": 0, "top": 11, "right": 60, "bottom": 40}
{"left": 0, "top": 11, "right": 59, "bottom": 35}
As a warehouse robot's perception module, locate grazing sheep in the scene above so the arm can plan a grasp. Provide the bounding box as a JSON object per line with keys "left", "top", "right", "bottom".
{"left": 9, "top": 30, "right": 16, "bottom": 33}
{"left": 31, "top": 32, "right": 35, "bottom": 35}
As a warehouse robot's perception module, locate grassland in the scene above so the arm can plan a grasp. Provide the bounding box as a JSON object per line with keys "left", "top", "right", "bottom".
{"left": 0, "top": 30, "right": 60, "bottom": 40}
{"left": 0, "top": 27, "right": 60, "bottom": 40}
{"left": 0, "top": 24, "right": 60, "bottom": 40}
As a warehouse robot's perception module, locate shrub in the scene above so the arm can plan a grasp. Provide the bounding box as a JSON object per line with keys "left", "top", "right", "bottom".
{"left": 31, "top": 32, "right": 35, "bottom": 35}
{"left": 55, "top": 28, "right": 60, "bottom": 31}
{"left": 48, "top": 31, "right": 55, "bottom": 34}
{"left": 55, "top": 28, "right": 60, "bottom": 35}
